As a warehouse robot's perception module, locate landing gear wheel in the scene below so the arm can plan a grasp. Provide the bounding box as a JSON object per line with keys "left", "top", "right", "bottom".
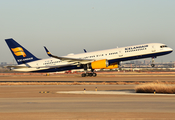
{"left": 92, "top": 73, "right": 97, "bottom": 77}
{"left": 81, "top": 73, "right": 97, "bottom": 77}
{"left": 151, "top": 64, "right": 155, "bottom": 67}
{"left": 81, "top": 73, "right": 86, "bottom": 77}
{"left": 88, "top": 73, "right": 93, "bottom": 77}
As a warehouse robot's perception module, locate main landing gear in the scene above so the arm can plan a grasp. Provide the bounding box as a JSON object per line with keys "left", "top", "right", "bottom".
{"left": 81, "top": 65, "right": 97, "bottom": 77}
{"left": 81, "top": 72, "right": 97, "bottom": 77}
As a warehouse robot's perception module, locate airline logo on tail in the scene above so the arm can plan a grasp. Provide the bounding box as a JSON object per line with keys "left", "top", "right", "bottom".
{"left": 11, "top": 47, "right": 27, "bottom": 57}
{"left": 47, "top": 52, "right": 51, "bottom": 55}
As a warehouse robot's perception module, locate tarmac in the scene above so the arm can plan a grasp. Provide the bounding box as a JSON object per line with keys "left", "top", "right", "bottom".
{"left": 0, "top": 72, "right": 175, "bottom": 120}
{"left": 57, "top": 90, "right": 175, "bottom": 96}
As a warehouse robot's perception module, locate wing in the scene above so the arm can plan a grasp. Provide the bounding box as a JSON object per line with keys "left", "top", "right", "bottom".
{"left": 44, "top": 46, "right": 94, "bottom": 64}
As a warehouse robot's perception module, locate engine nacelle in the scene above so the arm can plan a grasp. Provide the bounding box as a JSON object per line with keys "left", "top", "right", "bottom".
{"left": 90, "top": 59, "right": 109, "bottom": 69}
{"left": 104, "top": 63, "right": 118, "bottom": 69}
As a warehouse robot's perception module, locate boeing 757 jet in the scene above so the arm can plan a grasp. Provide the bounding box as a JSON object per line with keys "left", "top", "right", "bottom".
{"left": 5, "top": 38, "right": 173, "bottom": 77}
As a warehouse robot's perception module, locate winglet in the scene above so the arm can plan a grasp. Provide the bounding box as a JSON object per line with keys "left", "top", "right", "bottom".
{"left": 83, "top": 49, "right": 87, "bottom": 53}
{"left": 44, "top": 46, "right": 52, "bottom": 57}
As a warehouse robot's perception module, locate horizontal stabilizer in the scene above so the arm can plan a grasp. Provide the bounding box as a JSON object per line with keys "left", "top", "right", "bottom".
{"left": 4, "top": 66, "right": 30, "bottom": 69}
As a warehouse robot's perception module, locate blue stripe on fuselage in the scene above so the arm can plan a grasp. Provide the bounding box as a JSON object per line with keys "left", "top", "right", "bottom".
{"left": 108, "top": 51, "right": 172, "bottom": 64}
{"left": 31, "top": 50, "right": 172, "bottom": 72}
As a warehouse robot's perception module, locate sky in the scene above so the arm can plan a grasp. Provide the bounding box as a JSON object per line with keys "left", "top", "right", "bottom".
{"left": 0, "top": 0, "right": 175, "bottom": 64}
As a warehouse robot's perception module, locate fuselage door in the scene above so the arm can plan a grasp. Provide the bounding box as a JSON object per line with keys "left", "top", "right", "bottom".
{"left": 36, "top": 63, "right": 40, "bottom": 69}
{"left": 152, "top": 45, "right": 156, "bottom": 52}
{"left": 118, "top": 50, "right": 123, "bottom": 57}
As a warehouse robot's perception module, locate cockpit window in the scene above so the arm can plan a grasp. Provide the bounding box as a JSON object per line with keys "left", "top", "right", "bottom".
{"left": 160, "top": 45, "right": 168, "bottom": 48}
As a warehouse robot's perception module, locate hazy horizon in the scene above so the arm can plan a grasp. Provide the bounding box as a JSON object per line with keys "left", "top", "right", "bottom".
{"left": 1, "top": 0, "right": 175, "bottom": 64}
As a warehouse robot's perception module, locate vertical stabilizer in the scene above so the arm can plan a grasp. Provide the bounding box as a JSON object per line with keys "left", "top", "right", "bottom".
{"left": 5, "top": 38, "right": 40, "bottom": 65}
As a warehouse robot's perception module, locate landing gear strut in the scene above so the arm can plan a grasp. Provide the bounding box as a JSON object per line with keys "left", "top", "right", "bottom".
{"left": 151, "top": 57, "right": 155, "bottom": 67}
{"left": 81, "top": 64, "right": 97, "bottom": 77}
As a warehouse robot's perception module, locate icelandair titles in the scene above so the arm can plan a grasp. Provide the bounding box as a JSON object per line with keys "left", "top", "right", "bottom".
{"left": 125, "top": 45, "right": 148, "bottom": 53}
{"left": 17, "top": 57, "right": 33, "bottom": 62}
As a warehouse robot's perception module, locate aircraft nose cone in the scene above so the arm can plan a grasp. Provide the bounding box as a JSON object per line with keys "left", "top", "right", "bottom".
{"left": 170, "top": 48, "right": 173, "bottom": 52}
{"left": 168, "top": 48, "right": 173, "bottom": 54}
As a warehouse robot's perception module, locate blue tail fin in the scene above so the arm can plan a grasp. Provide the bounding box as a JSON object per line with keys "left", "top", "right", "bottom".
{"left": 5, "top": 38, "right": 40, "bottom": 65}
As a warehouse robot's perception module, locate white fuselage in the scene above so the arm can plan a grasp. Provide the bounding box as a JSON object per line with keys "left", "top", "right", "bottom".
{"left": 13, "top": 43, "right": 173, "bottom": 72}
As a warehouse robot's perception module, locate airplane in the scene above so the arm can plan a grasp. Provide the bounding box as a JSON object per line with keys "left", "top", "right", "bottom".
{"left": 5, "top": 38, "right": 173, "bottom": 77}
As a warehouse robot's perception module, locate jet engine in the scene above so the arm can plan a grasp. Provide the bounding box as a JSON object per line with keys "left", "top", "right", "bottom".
{"left": 85, "top": 59, "right": 119, "bottom": 70}
{"left": 104, "top": 63, "right": 118, "bottom": 69}
{"left": 90, "top": 59, "right": 109, "bottom": 69}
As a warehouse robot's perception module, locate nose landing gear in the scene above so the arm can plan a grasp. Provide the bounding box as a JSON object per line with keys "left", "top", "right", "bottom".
{"left": 151, "top": 64, "right": 155, "bottom": 67}
{"left": 151, "top": 57, "right": 156, "bottom": 67}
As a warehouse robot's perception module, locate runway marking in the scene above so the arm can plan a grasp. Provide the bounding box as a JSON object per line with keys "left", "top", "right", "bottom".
{"left": 57, "top": 91, "right": 175, "bottom": 96}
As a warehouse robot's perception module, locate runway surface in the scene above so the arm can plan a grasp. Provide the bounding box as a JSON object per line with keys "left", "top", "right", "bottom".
{"left": 1, "top": 84, "right": 175, "bottom": 120}
{"left": 0, "top": 72, "right": 175, "bottom": 119}
{"left": 57, "top": 90, "right": 175, "bottom": 96}
{"left": 1, "top": 72, "right": 175, "bottom": 81}
{"left": 1, "top": 96, "right": 175, "bottom": 113}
